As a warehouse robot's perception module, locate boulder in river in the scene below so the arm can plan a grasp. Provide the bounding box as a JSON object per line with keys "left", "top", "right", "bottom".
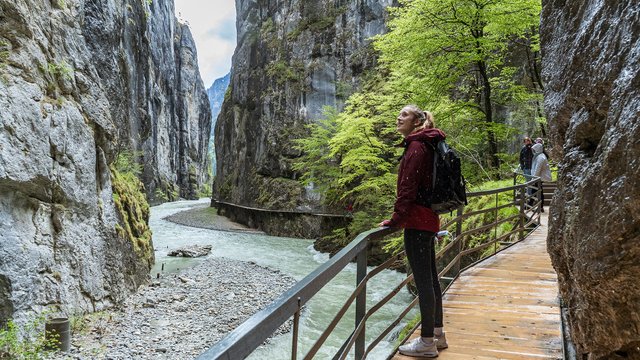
{"left": 167, "top": 245, "right": 213, "bottom": 258}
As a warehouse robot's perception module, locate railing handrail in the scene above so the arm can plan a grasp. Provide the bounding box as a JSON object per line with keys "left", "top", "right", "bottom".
{"left": 212, "top": 199, "right": 351, "bottom": 218}
{"left": 199, "top": 174, "right": 544, "bottom": 360}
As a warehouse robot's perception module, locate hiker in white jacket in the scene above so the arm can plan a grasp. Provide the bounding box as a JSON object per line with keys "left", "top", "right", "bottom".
{"left": 531, "top": 143, "right": 551, "bottom": 211}
{"left": 531, "top": 143, "right": 551, "bottom": 181}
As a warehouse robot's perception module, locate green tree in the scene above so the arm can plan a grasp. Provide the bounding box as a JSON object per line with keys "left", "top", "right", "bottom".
{"left": 374, "top": 0, "right": 542, "bottom": 175}
{"left": 294, "top": 97, "right": 400, "bottom": 239}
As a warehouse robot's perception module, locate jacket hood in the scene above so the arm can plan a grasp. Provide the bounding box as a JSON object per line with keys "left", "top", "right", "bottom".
{"left": 532, "top": 143, "right": 543, "bottom": 155}
{"left": 405, "top": 128, "right": 447, "bottom": 145}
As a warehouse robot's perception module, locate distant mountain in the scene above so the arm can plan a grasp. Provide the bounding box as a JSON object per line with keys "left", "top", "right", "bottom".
{"left": 206, "top": 73, "right": 230, "bottom": 175}
{"left": 207, "top": 73, "right": 230, "bottom": 128}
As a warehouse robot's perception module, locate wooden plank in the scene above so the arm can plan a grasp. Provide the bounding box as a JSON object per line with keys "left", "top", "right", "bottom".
{"left": 395, "top": 337, "right": 562, "bottom": 360}
{"left": 443, "top": 297, "right": 558, "bottom": 310}
{"left": 439, "top": 334, "right": 562, "bottom": 353}
{"left": 453, "top": 274, "right": 557, "bottom": 283}
{"left": 442, "top": 321, "right": 562, "bottom": 337}
{"left": 442, "top": 308, "right": 561, "bottom": 324}
{"left": 436, "top": 345, "right": 562, "bottom": 360}
{"left": 476, "top": 263, "right": 556, "bottom": 272}
{"left": 443, "top": 302, "right": 559, "bottom": 315}
{"left": 405, "top": 352, "right": 498, "bottom": 360}
{"left": 446, "top": 281, "right": 558, "bottom": 290}
{"left": 445, "top": 285, "right": 558, "bottom": 297}
{"left": 462, "top": 268, "right": 558, "bottom": 281}
{"left": 442, "top": 293, "right": 559, "bottom": 307}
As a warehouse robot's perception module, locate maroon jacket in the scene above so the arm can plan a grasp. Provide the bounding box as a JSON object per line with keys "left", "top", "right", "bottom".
{"left": 387, "top": 128, "right": 446, "bottom": 232}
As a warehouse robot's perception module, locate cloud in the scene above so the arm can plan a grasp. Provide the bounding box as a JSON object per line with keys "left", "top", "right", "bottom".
{"left": 174, "top": 0, "right": 236, "bottom": 86}
{"left": 207, "top": 17, "right": 236, "bottom": 41}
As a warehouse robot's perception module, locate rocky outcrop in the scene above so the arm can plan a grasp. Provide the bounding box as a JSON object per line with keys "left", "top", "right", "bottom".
{"left": 214, "top": 0, "right": 395, "bottom": 225}
{"left": 0, "top": 0, "right": 210, "bottom": 325}
{"left": 541, "top": 1, "right": 640, "bottom": 358}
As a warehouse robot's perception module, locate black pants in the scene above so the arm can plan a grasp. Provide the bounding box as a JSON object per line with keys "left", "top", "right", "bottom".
{"left": 528, "top": 182, "right": 545, "bottom": 210}
{"left": 404, "top": 229, "right": 443, "bottom": 337}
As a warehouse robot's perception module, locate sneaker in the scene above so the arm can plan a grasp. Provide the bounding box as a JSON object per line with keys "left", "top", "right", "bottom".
{"left": 435, "top": 332, "right": 448, "bottom": 350}
{"left": 399, "top": 337, "right": 438, "bottom": 358}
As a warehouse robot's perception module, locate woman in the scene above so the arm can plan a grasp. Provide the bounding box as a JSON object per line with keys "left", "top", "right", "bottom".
{"left": 531, "top": 143, "right": 552, "bottom": 212}
{"left": 520, "top": 137, "right": 534, "bottom": 179}
{"left": 379, "top": 105, "right": 447, "bottom": 357}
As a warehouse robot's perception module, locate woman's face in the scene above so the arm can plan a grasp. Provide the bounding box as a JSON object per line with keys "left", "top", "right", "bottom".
{"left": 396, "top": 107, "right": 420, "bottom": 136}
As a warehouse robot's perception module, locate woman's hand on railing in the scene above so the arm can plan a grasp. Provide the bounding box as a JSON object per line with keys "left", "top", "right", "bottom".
{"left": 378, "top": 220, "right": 391, "bottom": 227}
{"left": 436, "top": 230, "right": 449, "bottom": 243}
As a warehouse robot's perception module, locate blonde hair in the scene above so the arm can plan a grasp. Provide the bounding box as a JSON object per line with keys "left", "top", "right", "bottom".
{"left": 405, "top": 104, "right": 435, "bottom": 127}
{"left": 423, "top": 111, "right": 434, "bottom": 129}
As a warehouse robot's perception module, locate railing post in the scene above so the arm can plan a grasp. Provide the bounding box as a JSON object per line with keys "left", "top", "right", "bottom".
{"left": 292, "top": 297, "right": 301, "bottom": 360}
{"left": 537, "top": 179, "right": 543, "bottom": 225}
{"left": 513, "top": 172, "right": 517, "bottom": 203}
{"left": 455, "top": 206, "right": 463, "bottom": 276}
{"left": 519, "top": 184, "right": 526, "bottom": 240}
{"left": 494, "top": 193, "right": 499, "bottom": 254}
{"left": 355, "top": 248, "right": 367, "bottom": 359}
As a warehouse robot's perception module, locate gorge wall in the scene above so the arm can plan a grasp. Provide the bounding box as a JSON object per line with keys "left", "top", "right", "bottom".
{"left": 541, "top": 1, "right": 639, "bottom": 358}
{"left": 213, "top": 0, "right": 395, "bottom": 237}
{"left": 0, "top": 0, "right": 210, "bottom": 325}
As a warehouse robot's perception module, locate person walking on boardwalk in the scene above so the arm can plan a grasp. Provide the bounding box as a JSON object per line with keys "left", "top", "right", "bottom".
{"left": 520, "top": 137, "right": 534, "bottom": 179}
{"left": 378, "top": 105, "right": 448, "bottom": 358}
{"left": 531, "top": 143, "right": 552, "bottom": 212}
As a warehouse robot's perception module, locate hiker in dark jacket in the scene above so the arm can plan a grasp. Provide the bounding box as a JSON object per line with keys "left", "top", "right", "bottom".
{"left": 520, "top": 137, "right": 533, "bottom": 179}
{"left": 379, "top": 105, "right": 447, "bottom": 358}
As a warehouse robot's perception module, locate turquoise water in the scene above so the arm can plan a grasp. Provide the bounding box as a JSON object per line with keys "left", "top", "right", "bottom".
{"left": 150, "top": 199, "right": 415, "bottom": 359}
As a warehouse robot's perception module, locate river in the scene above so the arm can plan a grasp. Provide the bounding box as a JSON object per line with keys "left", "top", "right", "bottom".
{"left": 150, "top": 199, "right": 415, "bottom": 360}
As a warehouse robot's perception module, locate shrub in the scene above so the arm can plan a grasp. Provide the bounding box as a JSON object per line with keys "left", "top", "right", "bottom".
{"left": 0, "top": 316, "right": 57, "bottom": 359}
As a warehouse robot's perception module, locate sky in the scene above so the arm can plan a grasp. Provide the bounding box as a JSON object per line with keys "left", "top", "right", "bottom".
{"left": 174, "top": 0, "right": 237, "bottom": 87}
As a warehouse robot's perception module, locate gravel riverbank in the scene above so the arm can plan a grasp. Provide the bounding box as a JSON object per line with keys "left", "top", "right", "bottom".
{"left": 64, "top": 257, "right": 296, "bottom": 359}
{"left": 163, "top": 204, "right": 264, "bottom": 234}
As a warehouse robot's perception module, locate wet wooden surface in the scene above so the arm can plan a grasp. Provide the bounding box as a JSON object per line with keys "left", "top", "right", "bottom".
{"left": 393, "top": 213, "right": 563, "bottom": 359}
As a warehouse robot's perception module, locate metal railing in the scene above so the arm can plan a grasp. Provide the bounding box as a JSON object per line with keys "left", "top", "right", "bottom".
{"left": 198, "top": 175, "right": 543, "bottom": 360}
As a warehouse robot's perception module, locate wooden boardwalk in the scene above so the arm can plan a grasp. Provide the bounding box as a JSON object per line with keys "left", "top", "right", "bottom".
{"left": 393, "top": 213, "right": 563, "bottom": 359}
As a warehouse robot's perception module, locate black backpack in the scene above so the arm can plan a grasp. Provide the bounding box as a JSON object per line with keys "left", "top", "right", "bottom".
{"left": 417, "top": 140, "right": 468, "bottom": 214}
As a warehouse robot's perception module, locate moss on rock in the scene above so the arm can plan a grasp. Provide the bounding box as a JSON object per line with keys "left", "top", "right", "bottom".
{"left": 110, "top": 152, "right": 154, "bottom": 267}
{"left": 256, "top": 175, "right": 302, "bottom": 210}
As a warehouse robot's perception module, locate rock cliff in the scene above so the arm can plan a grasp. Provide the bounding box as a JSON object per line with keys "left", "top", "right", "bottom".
{"left": 541, "top": 1, "right": 640, "bottom": 358}
{"left": 83, "top": 0, "right": 211, "bottom": 202}
{"left": 0, "top": 0, "right": 210, "bottom": 324}
{"left": 214, "top": 0, "right": 395, "bottom": 228}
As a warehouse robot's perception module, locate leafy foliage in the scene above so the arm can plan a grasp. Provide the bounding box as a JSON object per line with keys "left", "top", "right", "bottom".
{"left": 0, "top": 316, "right": 57, "bottom": 359}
